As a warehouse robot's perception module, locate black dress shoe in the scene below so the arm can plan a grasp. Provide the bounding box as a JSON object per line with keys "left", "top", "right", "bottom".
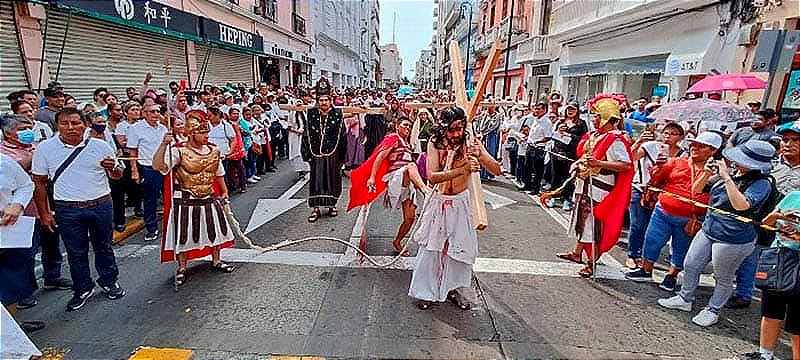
{"left": 725, "top": 295, "right": 751, "bottom": 309}
{"left": 44, "top": 277, "right": 73, "bottom": 290}
{"left": 17, "top": 294, "right": 38, "bottom": 309}
{"left": 19, "top": 320, "right": 45, "bottom": 333}
{"left": 115, "top": 224, "right": 126, "bottom": 232}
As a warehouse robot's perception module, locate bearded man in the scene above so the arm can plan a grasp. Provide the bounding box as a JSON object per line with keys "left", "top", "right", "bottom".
{"left": 408, "top": 106, "right": 501, "bottom": 310}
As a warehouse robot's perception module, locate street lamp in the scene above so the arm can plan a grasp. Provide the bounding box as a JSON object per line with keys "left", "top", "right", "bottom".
{"left": 459, "top": 0, "right": 473, "bottom": 90}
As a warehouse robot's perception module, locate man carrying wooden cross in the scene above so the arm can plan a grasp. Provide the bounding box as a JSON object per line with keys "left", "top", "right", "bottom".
{"left": 408, "top": 106, "right": 500, "bottom": 310}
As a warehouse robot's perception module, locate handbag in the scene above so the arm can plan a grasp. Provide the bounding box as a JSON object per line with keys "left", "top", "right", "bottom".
{"left": 639, "top": 148, "right": 659, "bottom": 210}
{"left": 683, "top": 165, "right": 703, "bottom": 237}
{"left": 503, "top": 137, "right": 518, "bottom": 152}
{"left": 755, "top": 246, "right": 800, "bottom": 296}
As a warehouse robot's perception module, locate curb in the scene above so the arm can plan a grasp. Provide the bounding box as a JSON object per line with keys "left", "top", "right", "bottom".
{"left": 113, "top": 218, "right": 144, "bottom": 245}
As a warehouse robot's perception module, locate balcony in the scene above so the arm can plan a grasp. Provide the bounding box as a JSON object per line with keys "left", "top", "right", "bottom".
{"left": 292, "top": 13, "right": 306, "bottom": 36}
{"left": 255, "top": 0, "right": 277, "bottom": 22}
{"left": 474, "top": 15, "right": 527, "bottom": 55}
{"left": 443, "top": 0, "right": 460, "bottom": 28}
{"left": 516, "top": 35, "right": 555, "bottom": 64}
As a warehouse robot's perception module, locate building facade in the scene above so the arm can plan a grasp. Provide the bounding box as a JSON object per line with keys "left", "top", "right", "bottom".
{"left": 310, "top": 0, "right": 380, "bottom": 89}
{"left": 380, "top": 43, "right": 403, "bottom": 87}
{"left": 473, "top": 0, "right": 532, "bottom": 99}
{"left": 433, "top": 0, "right": 479, "bottom": 90}
{"left": 1, "top": 0, "right": 314, "bottom": 105}
{"left": 415, "top": 49, "right": 435, "bottom": 89}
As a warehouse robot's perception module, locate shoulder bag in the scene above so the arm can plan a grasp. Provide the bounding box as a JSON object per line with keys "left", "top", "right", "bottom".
{"left": 755, "top": 246, "right": 800, "bottom": 296}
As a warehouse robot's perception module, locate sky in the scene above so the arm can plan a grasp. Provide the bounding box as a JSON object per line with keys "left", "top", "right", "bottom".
{"left": 379, "top": 0, "right": 434, "bottom": 80}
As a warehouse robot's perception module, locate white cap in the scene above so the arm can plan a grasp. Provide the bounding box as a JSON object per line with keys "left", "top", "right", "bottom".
{"left": 686, "top": 131, "right": 723, "bottom": 150}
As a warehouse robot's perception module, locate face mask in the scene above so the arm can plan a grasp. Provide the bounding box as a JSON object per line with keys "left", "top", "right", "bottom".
{"left": 16, "top": 129, "right": 36, "bottom": 144}
{"left": 91, "top": 124, "right": 107, "bottom": 133}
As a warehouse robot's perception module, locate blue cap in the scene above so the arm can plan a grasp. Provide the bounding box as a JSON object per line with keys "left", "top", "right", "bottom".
{"left": 777, "top": 120, "right": 800, "bottom": 135}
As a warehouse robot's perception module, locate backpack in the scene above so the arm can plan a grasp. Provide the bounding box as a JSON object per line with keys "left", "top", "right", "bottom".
{"left": 268, "top": 121, "right": 283, "bottom": 141}
{"left": 742, "top": 175, "right": 784, "bottom": 246}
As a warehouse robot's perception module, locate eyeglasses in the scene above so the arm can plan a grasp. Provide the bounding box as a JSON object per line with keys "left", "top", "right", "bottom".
{"left": 663, "top": 132, "right": 682, "bottom": 136}
{"left": 144, "top": 109, "right": 160, "bottom": 114}
{"left": 398, "top": 123, "right": 411, "bottom": 129}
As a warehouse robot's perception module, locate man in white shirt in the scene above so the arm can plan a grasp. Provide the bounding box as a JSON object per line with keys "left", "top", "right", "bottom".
{"left": 31, "top": 107, "right": 125, "bottom": 312}
{"left": 128, "top": 103, "right": 168, "bottom": 241}
{"left": 522, "top": 102, "right": 553, "bottom": 194}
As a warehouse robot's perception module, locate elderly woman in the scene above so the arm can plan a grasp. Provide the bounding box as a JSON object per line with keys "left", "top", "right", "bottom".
{"left": 625, "top": 131, "right": 719, "bottom": 292}
{"left": 659, "top": 139, "right": 776, "bottom": 327}
{"left": 0, "top": 116, "right": 43, "bottom": 331}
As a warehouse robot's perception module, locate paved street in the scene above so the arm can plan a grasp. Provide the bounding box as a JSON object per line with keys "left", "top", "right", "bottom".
{"left": 17, "top": 162, "right": 789, "bottom": 359}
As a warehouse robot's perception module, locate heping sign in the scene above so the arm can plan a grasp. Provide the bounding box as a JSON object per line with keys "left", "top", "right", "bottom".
{"left": 201, "top": 18, "right": 264, "bottom": 53}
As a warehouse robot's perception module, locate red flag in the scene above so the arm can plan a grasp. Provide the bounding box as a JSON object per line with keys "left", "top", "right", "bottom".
{"left": 347, "top": 133, "right": 401, "bottom": 211}
{"left": 575, "top": 131, "right": 633, "bottom": 257}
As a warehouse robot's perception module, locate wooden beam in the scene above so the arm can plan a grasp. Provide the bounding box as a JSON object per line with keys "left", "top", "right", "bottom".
{"left": 402, "top": 101, "right": 516, "bottom": 109}
{"left": 278, "top": 104, "right": 386, "bottom": 114}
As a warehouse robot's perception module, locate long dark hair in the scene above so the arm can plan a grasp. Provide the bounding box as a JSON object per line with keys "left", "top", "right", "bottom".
{"left": 431, "top": 106, "right": 468, "bottom": 160}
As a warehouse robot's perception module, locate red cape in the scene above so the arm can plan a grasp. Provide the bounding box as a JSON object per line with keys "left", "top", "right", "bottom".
{"left": 160, "top": 142, "right": 234, "bottom": 263}
{"left": 347, "top": 133, "right": 402, "bottom": 211}
{"left": 575, "top": 131, "right": 633, "bottom": 257}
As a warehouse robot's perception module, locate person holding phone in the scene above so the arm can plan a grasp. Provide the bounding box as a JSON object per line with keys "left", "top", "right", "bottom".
{"left": 658, "top": 139, "right": 775, "bottom": 327}
{"left": 626, "top": 131, "right": 719, "bottom": 292}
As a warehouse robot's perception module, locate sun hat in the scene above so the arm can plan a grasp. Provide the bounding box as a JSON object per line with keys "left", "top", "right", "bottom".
{"left": 721, "top": 139, "right": 775, "bottom": 172}
{"left": 777, "top": 120, "right": 800, "bottom": 135}
{"left": 686, "top": 131, "right": 723, "bottom": 149}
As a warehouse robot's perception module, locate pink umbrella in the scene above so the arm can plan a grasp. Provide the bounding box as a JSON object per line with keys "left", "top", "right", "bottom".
{"left": 687, "top": 74, "right": 767, "bottom": 93}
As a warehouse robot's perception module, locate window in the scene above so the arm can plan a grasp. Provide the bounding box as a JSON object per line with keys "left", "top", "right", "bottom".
{"left": 489, "top": 1, "right": 495, "bottom": 27}
{"left": 257, "top": 0, "right": 277, "bottom": 21}
{"left": 227, "top": 0, "right": 239, "bottom": 4}
{"left": 540, "top": 0, "right": 552, "bottom": 35}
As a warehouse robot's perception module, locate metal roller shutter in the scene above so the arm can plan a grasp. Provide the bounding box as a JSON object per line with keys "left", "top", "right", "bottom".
{"left": 45, "top": 11, "right": 189, "bottom": 102}
{"left": 195, "top": 44, "right": 254, "bottom": 88}
{"left": 1, "top": 3, "right": 29, "bottom": 109}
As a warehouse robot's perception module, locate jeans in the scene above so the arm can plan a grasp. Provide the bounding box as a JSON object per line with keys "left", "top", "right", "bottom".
{"left": 733, "top": 244, "right": 767, "bottom": 301}
{"left": 524, "top": 147, "right": 546, "bottom": 193}
{"left": 627, "top": 189, "right": 653, "bottom": 259}
{"left": 551, "top": 157, "right": 574, "bottom": 201}
{"left": 37, "top": 220, "right": 64, "bottom": 282}
{"left": 515, "top": 154, "right": 526, "bottom": 182}
{"left": 245, "top": 150, "right": 258, "bottom": 178}
{"left": 225, "top": 159, "right": 247, "bottom": 191}
{"left": 481, "top": 130, "right": 499, "bottom": 180}
{"left": 642, "top": 205, "right": 692, "bottom": 268}
{"left": 679, "top": 230, "right": 755, "bottom": 312}
{"left": 139, "top": 165, "right": 163, "bottom": 235}
{"left": 55, "top": 200, "right": 119, "bottom": 294}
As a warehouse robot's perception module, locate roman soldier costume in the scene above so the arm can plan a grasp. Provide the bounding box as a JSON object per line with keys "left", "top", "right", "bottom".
{"left": 160, "top": 110, "right": 234, "bottom": 263}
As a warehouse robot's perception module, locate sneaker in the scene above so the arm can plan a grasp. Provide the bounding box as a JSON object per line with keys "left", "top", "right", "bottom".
{"left": 545, "top": 198, "right": 557, "bottom": 208}
{"left": 657, "top": 295, "right": 692, "bottom": 312}
{"left": 692, "top": 308, "right": 719, "bottom": 327}
{"left": 246, "top": 177, "right": 259, "bottom": 184}
{"left": 134, "top": 209, "right": 144, "bottom": 218}
{"left": 515, "top": 181, "right": 526, "bottom": 189}
{"left": 659, "top": 274, "right": 677, "bottom": 292}
{"left": 100, "top": 282, "right": 126, "bottom": 300}
{"left": 66, "top": 288, "right": 95, "bottom": 311}
{"left": 252, "top": 175, "right": 261, "bottom": 180}
{"left": 725, "top": 295, "right": 751, "bottom": 309}
{"left": 19, "top": 320, "right": 45, "bottom": 333}
{"left": 562, "top": 200, "right": 573, "bottom": 211}
{"left": 737, "top": 352, "right": 770, "bottom": 360}
{"left": 17, "top": 294, "right": 38, "bottom": 309}
{"left": 625, "top": 268, "right": 653, "bottom": 282}
{"left": 144, "top": 230, "right": 159, "bottom": 242}
{"left": 44, "top": 277, "right": 73, "bottom": 290}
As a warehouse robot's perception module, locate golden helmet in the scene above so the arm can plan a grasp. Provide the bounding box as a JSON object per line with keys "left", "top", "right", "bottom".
{"left": 184, "top": 110, "right": 210, "bottom": 135}
{"left": 588, "top": 94, "right": 626, "bottom": 129}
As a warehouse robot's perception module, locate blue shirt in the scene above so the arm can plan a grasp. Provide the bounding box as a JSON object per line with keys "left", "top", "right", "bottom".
{"left": 703, "top": 176, "right": 772, "bottom": 244}
{"left": 771, "top": 191, "right": 800, "bottom": 250}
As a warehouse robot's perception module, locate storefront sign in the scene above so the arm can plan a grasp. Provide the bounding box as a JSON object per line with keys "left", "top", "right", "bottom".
{"left": 782, "top": 70, "right": 800, "bottom": 110}
{"left": 57, "top": 0, "right": 201, "bottom": 38}
{"left": 301, "top": 54, "right": 316, "bottom": 65}
{"left": 664, "top": 53, "right": 704, "bottom": 76}
{"left": 201, "top": 18, "right": 263, "bottom": 54}
{"left": 531, "top": 65, "right": 549, "bottom": 77}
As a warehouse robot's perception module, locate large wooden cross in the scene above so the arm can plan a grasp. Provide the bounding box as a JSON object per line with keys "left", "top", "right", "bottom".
{"left": 449, "top": 39, "right": 504, "bottom": 231}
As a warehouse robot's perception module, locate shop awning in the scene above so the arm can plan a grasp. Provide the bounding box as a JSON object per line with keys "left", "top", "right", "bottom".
{"left": 560, "top": 55, "right": 668, "bottom": 77}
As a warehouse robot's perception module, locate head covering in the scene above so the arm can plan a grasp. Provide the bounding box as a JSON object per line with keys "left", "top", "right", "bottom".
{"left": 314, "top": 78, "right": 331, "bottom": 99}
{"left": 686, "top": 131, "right": 723, "bottom": 149}
{"left": 588, "top": 93, "right": 626, "bottom": 129}
{"left": 44, "top": 87, "right": 64, "bottom": 97}
{"left": 184, "top": 110, "right": 210, "bottom": 135}
{"left": 777, "top": 120, "right": 800, "bottom": 135}
{"left": 722, "top": 139, "right": 775, "bottom": 172}
{"left": 564, "top": 102, "right": 579, "bottom": 111}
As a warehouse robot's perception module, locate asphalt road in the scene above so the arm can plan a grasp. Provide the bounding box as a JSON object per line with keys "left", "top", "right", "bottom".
{"left": 16, "top": 162, "right": 794, "bottom": 359}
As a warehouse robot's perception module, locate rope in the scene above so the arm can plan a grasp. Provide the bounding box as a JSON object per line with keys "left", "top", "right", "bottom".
{"left": 220, "top": 177, "right": 443, "bottom": 268}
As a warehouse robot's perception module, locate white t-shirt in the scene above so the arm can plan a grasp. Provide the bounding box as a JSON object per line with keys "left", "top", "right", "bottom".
{"left": 114, "top": 120, "right": 138, "bottom": 137}
{"left": 527, "top": 115, "right": 553, "bottom": 145}
{"left": 32, "top": 121, "right": 54, "bottom": 142}
{"left": 32, "top": 137, "right": 115, "bottom": 201}
{"left": 84, "top": 128, "right": 118, "bottom": 154}
{"left": 208, "top": 121, "right": 235, "bottom": 156}
{"left": 634, "top": 141, "right": 662, "bottom": 185}
{"left": 127, "top": 120, "right": 168, "bottom": 166}
{"left": 0, "top": 153, "right": 34, "bottom": 209}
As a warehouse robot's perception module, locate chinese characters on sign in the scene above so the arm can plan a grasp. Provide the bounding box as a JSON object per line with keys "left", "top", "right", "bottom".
{"left": 58, "top": 0, "right": 201, "bottom": 38}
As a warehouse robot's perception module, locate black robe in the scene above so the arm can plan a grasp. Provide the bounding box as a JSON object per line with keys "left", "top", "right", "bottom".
{"left": 363, "top": 113, "right": 386, "bottom": 159}
{"left": 301, "top": 107, "right": 347, "bottom": 208}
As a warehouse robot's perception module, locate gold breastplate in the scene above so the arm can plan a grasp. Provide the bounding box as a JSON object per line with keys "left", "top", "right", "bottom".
{"left": 175, "top": 146, "right": 220, "bottom": 198}
{"left": 577, "top": 133, "right": 601, "bottom": 179}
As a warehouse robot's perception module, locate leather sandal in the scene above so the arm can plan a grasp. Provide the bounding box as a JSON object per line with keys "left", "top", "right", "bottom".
{"left": 308, "top": 208, "right": 320, "bottom": 223}
{"left": 416, "top": 300, "right": 432, "bottom": 310}
{"left": 556, "top": 251, "right": 583, "bottom": 264}
{"left": 328, "top": 207, "right": 339, "bottom": 217}
{"left": 212, "top": 262, "right": 236, "bottom": 273}
{"left": 448, "top": 290, "right": 470, "bottom": 310}
{"left": 174, "top": 269, "right": 187, "bottom": 286}
{"left": 578, "top": 263, "right": 594, "bottom": 278}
